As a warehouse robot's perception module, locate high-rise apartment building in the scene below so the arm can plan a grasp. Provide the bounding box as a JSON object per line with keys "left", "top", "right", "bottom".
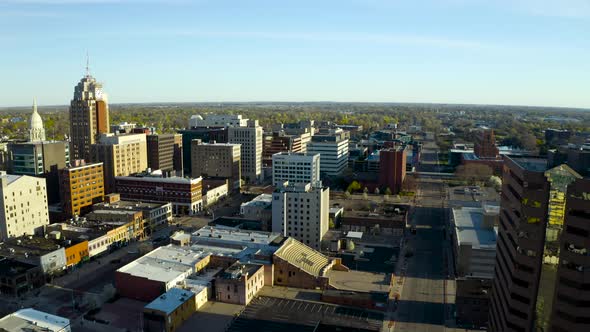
{"left": 190, "top": 140, "right": 241, "bottom": 190}
{"left": 69, "top": 72, "right": 109, "bottom": 161}
{"left": 59, "top": 160, "right": 104, "bottom": 217}
{"left": 272, "top": 152, "right": 320, "bottom": 187}
{"left": 146, "top": 134, "right": 183, "bottom": 175}
{"left": 228, "top": 120, "right": 263, "bottom": 183}
{"left": 0, "top": 172, "right": 49, "bottom": 240}
{"left": 488, "top": 156, "right": 588, "bottom": 332}
{"left": 89, "top": 133, "right": 147, "bottom": 194}
{"left": 272, "top": 182, "right": 329, "bottom": 250}
{"left": 306, "top": 129, "right": 349, "bottom": 176}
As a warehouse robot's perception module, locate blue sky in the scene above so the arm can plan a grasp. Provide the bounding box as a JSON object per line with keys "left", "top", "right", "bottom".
{"left": 1, "top": 0, "right": 589, "bottom": 108}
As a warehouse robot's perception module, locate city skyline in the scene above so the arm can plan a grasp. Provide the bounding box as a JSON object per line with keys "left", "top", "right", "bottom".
{"left": 1, "top": 0, "right": 589, "bottom": 109}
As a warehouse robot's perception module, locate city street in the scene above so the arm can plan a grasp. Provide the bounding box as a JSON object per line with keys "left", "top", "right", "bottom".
{"left": 390, "top": 135, "right": 463, "bottom": 332}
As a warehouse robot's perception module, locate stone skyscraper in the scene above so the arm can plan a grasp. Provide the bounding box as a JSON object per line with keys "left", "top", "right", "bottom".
{"left": 69, "top": 69, "right": 109, "bottom": 161}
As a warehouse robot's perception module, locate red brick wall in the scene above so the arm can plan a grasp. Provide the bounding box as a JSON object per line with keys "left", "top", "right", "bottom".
{"left": 115, "top": 271, "right": 166, "bottom": 302}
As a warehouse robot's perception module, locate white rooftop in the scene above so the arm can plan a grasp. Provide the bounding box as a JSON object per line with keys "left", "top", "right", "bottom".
{"left": 192, "top": 226, "right": 281, "bottom": 247}
{"left": 144, "top": 288, "right": 195, "bottom": 315}
{"left": 241, "top": 194, "right": 272, "bottom": 208}
{"left": 453, "top": 207, "right": 497, "bottom": 250}
{"left": 346, "top": 231, "right": 363, "bottom": 239}
{"left": 0, "top": 308, "right": 70, "bottom": 332}
{"left": 117, "top": 245, "right": 210, "bottom": 283}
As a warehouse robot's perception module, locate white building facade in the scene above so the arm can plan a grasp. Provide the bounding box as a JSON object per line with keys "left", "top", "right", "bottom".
{"left": 272, "top": 152, "right": 320, "bottom": 187}
{"left": 228, "top": 120, "right": 263, "bottom": 183}
{"left": 272, "top": 182, "right": 329, "bottom": 250}
{"left": 306, "top": 129, "right": 349, "bottom": 176}
{"left": 0, "top": 172, "right": 49, "bottom": 240}
{"left": 190, "top": 114, "right": 249, "bottom": 128}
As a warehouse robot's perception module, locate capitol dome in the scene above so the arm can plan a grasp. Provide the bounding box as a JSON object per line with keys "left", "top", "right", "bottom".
{"left": 189, "top": 114, "right": 203, "bottom": 128}
{"left": 29, "top": 98, "right": 46, "bottom": 142}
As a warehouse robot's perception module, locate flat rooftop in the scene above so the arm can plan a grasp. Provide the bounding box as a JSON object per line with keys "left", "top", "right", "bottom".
{"left": 219, "top": 263, "right": 262, "bottom": 280}
{"left": 117, "top": 245, "right": 210, "bottom": 283}
{"left": 144, "top": 288, "right": 195, "bottom": 315}
{"left": 192, "top": 226, "right": 282, "bottom": 247}
{"left": 240, "top": 194, "right": 272, "bottom": 207}
{"left": 509, "top": 156, "right": 548, "bottom": 172}
{"left": 453, "top": 207, "right": 497, "bottom": 250}
{"left": 94, "top": 200, "right": 166, "bottom": 210}
{"left": 0, "top": 308, "right": 69, "bottom": 332}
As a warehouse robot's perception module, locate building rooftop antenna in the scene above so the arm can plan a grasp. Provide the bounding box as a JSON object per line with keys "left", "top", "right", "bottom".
{"left": 85, "top": 52, "right": 90, "bottom": 77}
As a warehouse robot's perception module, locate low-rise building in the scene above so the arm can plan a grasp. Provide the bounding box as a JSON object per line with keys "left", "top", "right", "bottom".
{"left": 451, "top": 205, "right": 498, "bottom": 329}
{"left": 94, "top": 193, "right": 173, "bottom": 233}
{"left": 215, "top": 262, "right": 264, "bottom": 305}
{"left": 451, "top": 205, "right": 498, "bottom": 278}
{"left": 0, "top": 257, "right": 43, "bottom": 297}
{"left": 0, "top": 308, "right": 71, "bottom": 332}
{"left": 202, "top": 179, "right": 229, "bottom": 207}
{"left": 143, "top": 287, "right": 196, "bottom": 332}
{"left": 115, "top": 169, "right": 203, "bottom": 215}
{"left": 240, "top": 194, "right": 272, "bottom": 229}
{"left": 86, "top": 209, "right": 146, "bottom": 240}
{"left": 340, "top": 204, "right": 408, "bottom": 237}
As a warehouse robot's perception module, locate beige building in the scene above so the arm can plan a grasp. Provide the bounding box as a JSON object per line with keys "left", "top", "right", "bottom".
{"left": 69, "top": 73, "right": 110, "bottom": 161}
{"left": 228, "top": 120, "right": 263, "bottom": 183}
{"left": 59, "top": 160, "right": 104, "bottom": 217}
{"left": 0, "top": 172, "right": 49, "bottom": 240}
{"left": 191, "top": 140, "right": 241, "bottom": 190}
{"left": 272, "top": 182, "right": 329, "bottom": 250}
{"left": 89, "top": 133, "right": 147, "bottom": 194}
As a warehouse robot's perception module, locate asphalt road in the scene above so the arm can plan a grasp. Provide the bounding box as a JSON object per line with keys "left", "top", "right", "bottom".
{"left": 392, "top": 136, "right": 455, "bottom": 332}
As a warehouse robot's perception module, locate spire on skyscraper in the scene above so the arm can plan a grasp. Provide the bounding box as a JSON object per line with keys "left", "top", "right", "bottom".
{"left": 86, "top": 52, "right": 90, "bottom": 77}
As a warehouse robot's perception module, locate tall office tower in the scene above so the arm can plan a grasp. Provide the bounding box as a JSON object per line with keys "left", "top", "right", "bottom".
{"left": 147, "top": 134, "right": 183, "bottom": 175}
{"left": 488, "top": 156, "right": 586, "bottom": 332}
{"left": 0, "top": 172, "right": 49, "bottom": 240}
{"left": 474, "top": 127, "right": 499, "bottom": 159}
{"left": 228, "top": 120, "right": 263, "bottom": 183}
{"left": 306, "top": 129, "right": 349, "bottom": 176}
{"left": 272, "top": 182, "right": 329, "bottom": 250}
{"left": 59, "top": 160, "right": 104, "bottom": 218}
{"left": 89, "top": 133, "right": 147, "bottom": 194}
{"left": 69, "top": 69, "right": 109, "bottom": 161}
{"left": 191, "top": 140, "right": 241, "bottom": 190}
{"left": 378, "top": 146, "right": 407, "bottom": 194}
{"left": 272, "top": 152, "right": 320, "bottom": 187}
{"left": 29, "top": 99, "right": 46, "bottom": 142}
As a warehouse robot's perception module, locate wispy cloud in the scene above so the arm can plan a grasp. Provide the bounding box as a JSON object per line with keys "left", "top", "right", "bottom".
{"left": 170, "top": 30, "right": 500, "bottom": 51}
